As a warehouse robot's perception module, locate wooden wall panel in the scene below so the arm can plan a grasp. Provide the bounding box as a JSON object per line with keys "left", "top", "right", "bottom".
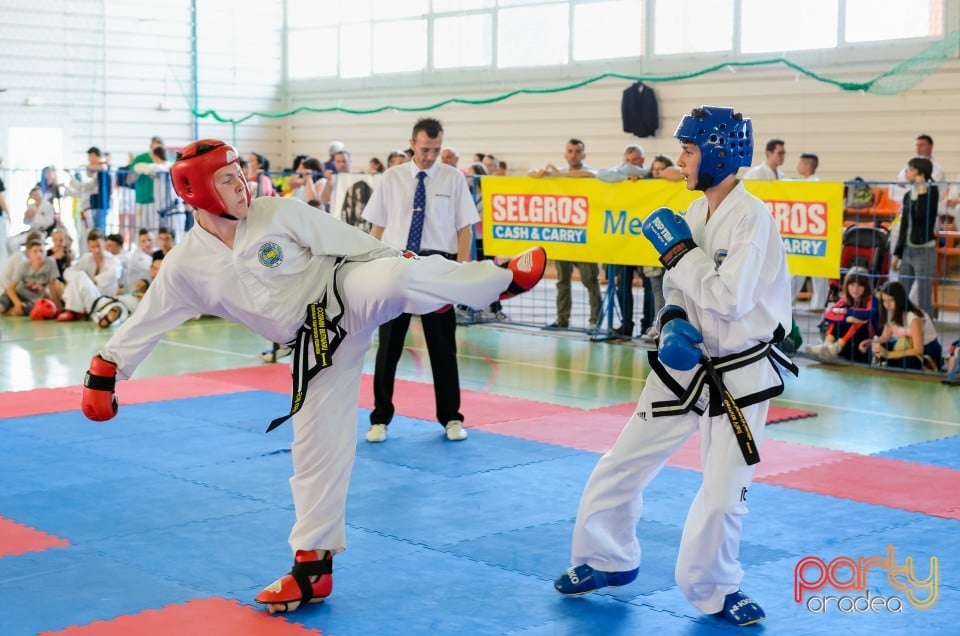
{"left": 283, "top": 59, "right": 960, "bottom": 183}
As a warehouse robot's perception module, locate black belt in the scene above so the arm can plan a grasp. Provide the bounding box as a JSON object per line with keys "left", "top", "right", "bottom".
{"left": 90, "top": 295, "right": 121, "bottom": 314}
{"left": 416, "top": 250, "right": 456, "bottom": 260}
{"left": 266, "top": 259, "right": 348, "bottom": 432}
{"left": 647, "top": 329, "right": 799, "bottom": 419}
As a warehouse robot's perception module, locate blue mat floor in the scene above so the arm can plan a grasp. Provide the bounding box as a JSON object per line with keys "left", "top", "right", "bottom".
{"left": 0, "top": 391, "right": 956, "bottom": 635}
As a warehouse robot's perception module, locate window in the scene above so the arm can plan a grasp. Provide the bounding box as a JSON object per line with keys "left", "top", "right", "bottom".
{"left": 498, "top": 0, "right": 551, "bottom": 6}
{"left": 498, "top": 3, "right": 569, "bottom": 68}
{"left": 434, "top": 14, "right": 493, "bottom": 69}
{"left": 654, "top": 0, "right": 733, "bottom": 55}
{"left": 288, "top": 29, "right": 338, "bottom": 78}
{"left": 845, "top": 0, "right": 942, "bottom": 43}
{"left": 372, "top": 0, "right": 429, "bottom": 20}
{"left": 340, "top": 0, "right": 373, "bottom": 23}
{"left": 284, "top": 0, "right": 947, "bottom": 81}
{"left": 432, "top": 0, "right": 494, "bottom": 11}
{"left": 741, "top": 0, "right": 838, "bottom": 53}
{"left": 372, "top": 19, "right": 428, "bottom": 73}
{"left": 573, "top": 1, "right": 643, "bottom": 62}
{"left": 340, "top": 21, "right": 372, "bottom": 78}
{"left": 287, "top": 0, "right": 339, "bottom": 26}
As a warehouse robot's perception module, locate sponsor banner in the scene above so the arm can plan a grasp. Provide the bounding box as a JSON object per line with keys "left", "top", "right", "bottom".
{"left": 482, "top": 177, "right": 844, "bottom": 277}
{"left": 748, "top": 180, "right": 842, "bottom": 277}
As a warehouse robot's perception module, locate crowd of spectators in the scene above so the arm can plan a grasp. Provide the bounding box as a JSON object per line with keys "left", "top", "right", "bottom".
{"left": 3, "top": 130, "right": 957, "bottom": 376}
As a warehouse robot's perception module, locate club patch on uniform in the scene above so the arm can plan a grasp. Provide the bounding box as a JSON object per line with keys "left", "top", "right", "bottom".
{"left": 258, "top": 242, "right": 283, "bottom": 268}
{"left": 714, "top": 249, "right": 728, "bottom": 270}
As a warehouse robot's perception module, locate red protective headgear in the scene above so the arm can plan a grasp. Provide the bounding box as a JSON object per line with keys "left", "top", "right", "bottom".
{"left": 29, "top": 298, "right": 58, "bottom": 320}
{"left": 170, "top": 139, "right": 250, "bottom": 217}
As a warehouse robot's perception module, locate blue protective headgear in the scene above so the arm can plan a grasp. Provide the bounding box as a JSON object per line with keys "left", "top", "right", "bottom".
{"left": 674, "top": 106, "right": 753, "bottom": 191}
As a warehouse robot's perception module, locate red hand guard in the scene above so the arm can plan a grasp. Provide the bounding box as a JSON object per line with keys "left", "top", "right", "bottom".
{"left": 82, "top": 355, "right": 119, "bottom": 421}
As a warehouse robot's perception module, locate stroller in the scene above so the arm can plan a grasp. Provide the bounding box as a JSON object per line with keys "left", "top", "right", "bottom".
{"left": 828, "top": 225, "right": 890, "bottom": 300}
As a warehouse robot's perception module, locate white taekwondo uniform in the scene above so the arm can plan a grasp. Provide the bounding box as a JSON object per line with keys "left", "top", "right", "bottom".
{"left": 98, "top": 196, "right": 512, "bottom": 554}
{"left": 569, "top": 181, "right": 796, "bottom": 615}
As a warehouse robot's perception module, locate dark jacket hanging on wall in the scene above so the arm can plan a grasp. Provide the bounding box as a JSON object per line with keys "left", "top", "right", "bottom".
{"left": 621, "top": 81, "right": 659, "bottom": 138}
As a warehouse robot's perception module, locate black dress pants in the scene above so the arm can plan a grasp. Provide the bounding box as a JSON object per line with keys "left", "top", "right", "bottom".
{"left": 370, "top": 303, "right": 463, "bottom": 427}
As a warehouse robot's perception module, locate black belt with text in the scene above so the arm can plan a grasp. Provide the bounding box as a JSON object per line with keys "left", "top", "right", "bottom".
{"left": 646, "top": 328, "right": 799, "bottom": 466}
{"left": 266, "top": 261, "right": 348, "bottom": 432}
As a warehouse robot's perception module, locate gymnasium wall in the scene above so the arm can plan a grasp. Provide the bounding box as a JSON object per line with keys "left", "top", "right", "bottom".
{"left": 284, "top": 57, "right": 960, "bottom": 183}
{"left": 0, "top": 0, "right": 958, "bottom": 185}
{"left": 0, "top": 0, "right": 284, "bottom": 168}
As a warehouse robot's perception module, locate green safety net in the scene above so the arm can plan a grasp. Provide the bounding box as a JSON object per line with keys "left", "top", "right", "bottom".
{"left": 194, "top": 30, "right": 959, "bottom": 126}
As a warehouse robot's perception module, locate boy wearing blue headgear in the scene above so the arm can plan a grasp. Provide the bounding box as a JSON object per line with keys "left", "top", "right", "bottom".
{"left": 553, "top": 107, "right": 797, "bottom": 627}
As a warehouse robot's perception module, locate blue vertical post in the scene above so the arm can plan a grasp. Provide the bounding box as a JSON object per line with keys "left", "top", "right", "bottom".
{"left": 589, "top": 263, "right": 618, "bottom": 341}
{"left": 191, "top": 0, "right": 199, "bottom": 140}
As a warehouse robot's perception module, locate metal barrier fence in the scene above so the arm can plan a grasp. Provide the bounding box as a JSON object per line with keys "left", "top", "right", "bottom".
{"left": 2, "top": 166, "right": 957, "bottom": 376}
{"left": 1, "top": 166, "right": 188, "bottom": 260}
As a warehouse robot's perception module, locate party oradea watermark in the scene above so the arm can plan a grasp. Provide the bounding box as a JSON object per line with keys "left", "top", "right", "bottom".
{"left": 794, "top": 544, "right": 938, "bottom": 613}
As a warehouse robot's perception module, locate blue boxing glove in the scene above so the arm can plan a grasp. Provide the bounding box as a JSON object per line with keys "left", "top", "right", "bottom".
{"left": 657, "top": 308, "right": 703, "bottom": 371}
{"left": 641, "top": 207, "right": 697, "bottom": 269}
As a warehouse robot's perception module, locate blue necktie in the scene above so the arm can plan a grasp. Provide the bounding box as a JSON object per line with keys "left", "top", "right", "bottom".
{"left": 406, "top": 171, "right": 427, "bottom": 252}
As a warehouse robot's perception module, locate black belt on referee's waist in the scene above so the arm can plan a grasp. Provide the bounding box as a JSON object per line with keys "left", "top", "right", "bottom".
{"left": 266, "top": 258, "right": 348, "bottom": 432}
{"left": 416, "top": 250, "right": 456, "bottom": 260}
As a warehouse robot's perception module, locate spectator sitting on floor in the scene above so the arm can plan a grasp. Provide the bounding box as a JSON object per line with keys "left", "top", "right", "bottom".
{"left": 805, "top": 268, "right": 880, "bottom": 363}
{"left": 861, "top": 281, "right": 942, "bottom": 370}
{"left": 945, "top": 339, "right": 959, "bottom": 376}
{"left": 1, "top": 238, "right": 64, "bottom": 317}
{"left": 104, "top": 233, "right": 131, "bottom": 290}
{"left": 90, "top": 278, "right": 149, "bottom": 329}
{"left": 128, "top": 229, "right": 155, "bottom": 285}
{"left": 57, "top": 229, "right": 120, "bottom": 321}
{"left": 47, "top": 228, "right": 73, "bottom": 282}
{"left": 152, "top": 226, "right": 175, "bottom": 261}
{"left": 1, "top": 231, "right": 42, "bottom": 292}
{"left": 149, "top": 251, "right": 164, "bottom": 281}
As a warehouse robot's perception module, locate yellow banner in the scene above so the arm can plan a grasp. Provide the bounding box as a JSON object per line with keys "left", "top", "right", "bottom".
{"left": 481, "top": 177, "right": 844, "bottom": 278}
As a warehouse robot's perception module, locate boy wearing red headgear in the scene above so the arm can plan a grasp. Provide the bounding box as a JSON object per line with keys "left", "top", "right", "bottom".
{"left": 80, "top": 139, "right": 546, "bottom": 613}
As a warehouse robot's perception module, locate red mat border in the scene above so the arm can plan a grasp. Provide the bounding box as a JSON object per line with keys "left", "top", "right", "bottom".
{"left": 40, "top": 597, "right": 320, "bottom": 635}
{"left": 0, "top": 516, "right": 70, "bottom": 558}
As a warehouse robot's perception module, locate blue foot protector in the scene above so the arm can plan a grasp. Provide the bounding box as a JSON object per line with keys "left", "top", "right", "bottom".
{"left": 554, "top": 564, "right": 639, "bottom": 596}
{"left": 716, "top": 590, "right": 766, "bottom": 626}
